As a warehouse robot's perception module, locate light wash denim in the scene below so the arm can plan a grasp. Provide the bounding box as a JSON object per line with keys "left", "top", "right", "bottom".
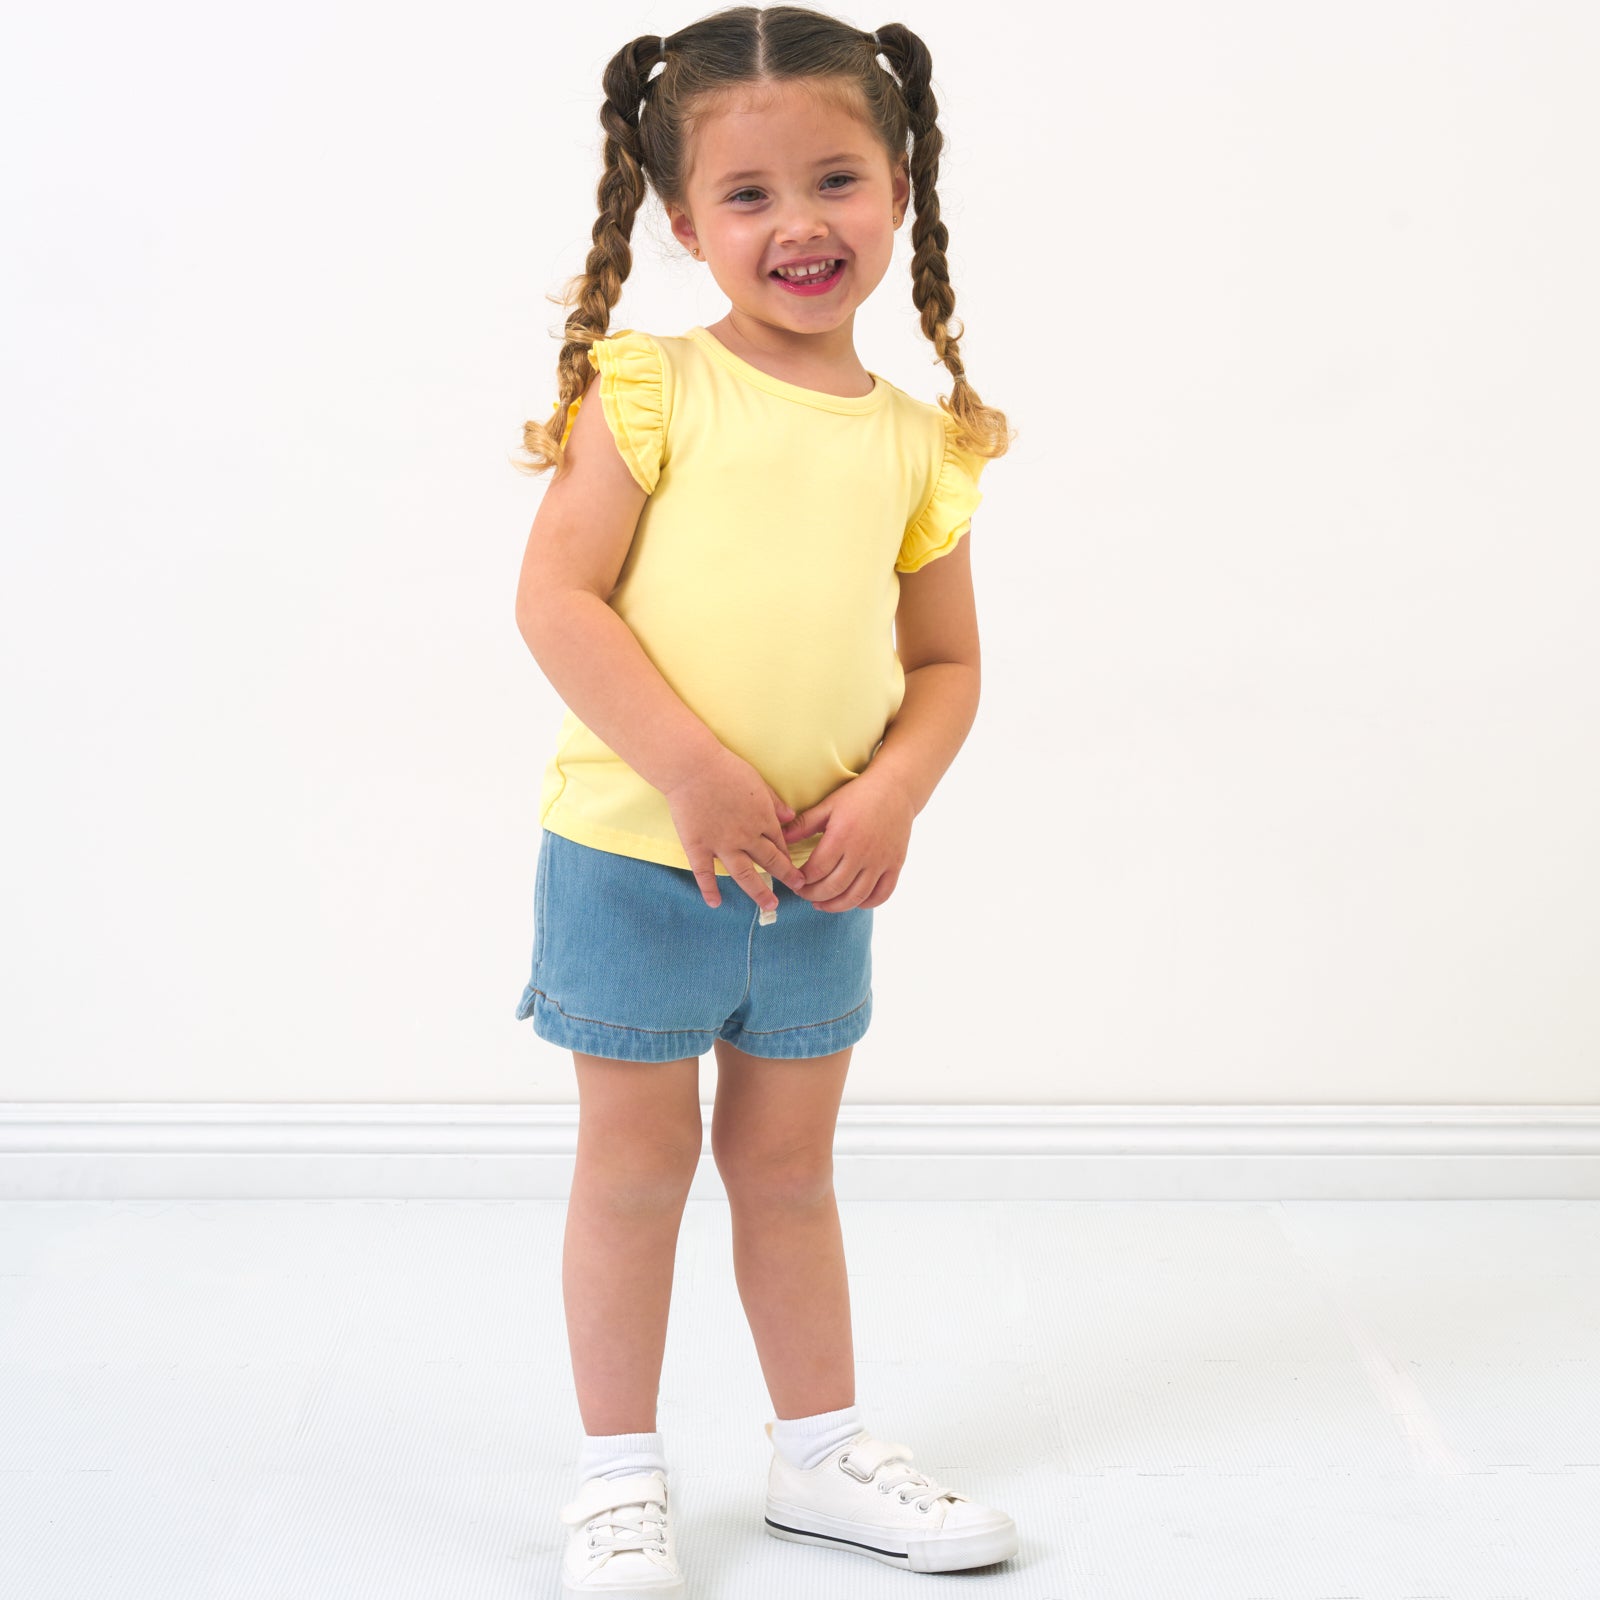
{"left": 514, "top": 829, "right": 872, "bottom": 1061}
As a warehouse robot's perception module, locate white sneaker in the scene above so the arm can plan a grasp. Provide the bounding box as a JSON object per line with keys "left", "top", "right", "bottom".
{"left": 558, "top": 1468, "right": 685, "bottom": 1594}
{"left": 763, "top": 1421, "right": 1018, "bottom": 1574}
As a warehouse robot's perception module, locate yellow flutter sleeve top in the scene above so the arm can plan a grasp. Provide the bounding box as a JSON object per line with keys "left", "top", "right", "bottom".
{"left": 538, "top": 324, "right": 988, "bottom": 875}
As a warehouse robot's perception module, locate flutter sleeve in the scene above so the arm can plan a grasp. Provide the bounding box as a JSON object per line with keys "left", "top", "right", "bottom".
{"left": 552, "top": 327, "right": 667, "bottom": 495}
{"left": 895, "top": 409, "right": 988, "bottom": 573}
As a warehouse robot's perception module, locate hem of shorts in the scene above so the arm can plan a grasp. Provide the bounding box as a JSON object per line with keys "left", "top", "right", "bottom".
{"left": 514, "top": 985, "right": 870, "bottom": 1062}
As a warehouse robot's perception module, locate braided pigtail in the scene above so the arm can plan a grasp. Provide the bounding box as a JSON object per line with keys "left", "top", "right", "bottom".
{"left": 513, "top": 34, "right": 666, "bottom": 478}
{"left": 872, "top": 24, "right": 1014, "bottom": 460}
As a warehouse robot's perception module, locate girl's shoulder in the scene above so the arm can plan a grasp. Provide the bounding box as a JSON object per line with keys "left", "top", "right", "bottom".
{"left": 896, "top": 402, "right": 992, "bottom": 574}
{"left": 581, "top": 328, "right": 670, "bottom": 495}
{"left": 586, "top": 326, "right": 669, "bottom": 375}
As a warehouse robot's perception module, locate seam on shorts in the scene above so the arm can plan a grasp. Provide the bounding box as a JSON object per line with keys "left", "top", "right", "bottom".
{"left": 532, "top": 830, "right": 551, "bottom": 969}
{"left": 736, "top": 903, "right": 757, "bottom": 1010}
{"left": 726, "top": 991, "right": 871, "bottom": 1038}
{"left": 522, "top": 985, "right": 715, "bottom": 1040}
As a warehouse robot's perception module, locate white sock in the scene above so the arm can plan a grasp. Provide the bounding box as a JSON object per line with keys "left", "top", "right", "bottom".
{"left": 579, "top": 1430, "right": 668, "bottom": 1481}
{"left": 770, "top": 1403, "right": 863, "bottom": 1471}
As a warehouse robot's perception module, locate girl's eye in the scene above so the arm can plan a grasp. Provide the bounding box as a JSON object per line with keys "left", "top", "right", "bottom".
{"left": 729, "top": 175, "right": 856, "bottom": 204}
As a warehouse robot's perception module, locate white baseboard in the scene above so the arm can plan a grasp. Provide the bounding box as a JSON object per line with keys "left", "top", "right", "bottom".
{"left": 2, "top": 1103, "right": 1598, "bottom": 1199}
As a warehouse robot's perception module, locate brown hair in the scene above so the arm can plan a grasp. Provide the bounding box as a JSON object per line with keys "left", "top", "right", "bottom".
{"left": 513, "top": 5, "right": 1013, "bottom": 479}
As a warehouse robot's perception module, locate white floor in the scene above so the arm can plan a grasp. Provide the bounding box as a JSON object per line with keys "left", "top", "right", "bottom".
{"left": 1, "top": 1196, "right": 1596, "bottom": 1598}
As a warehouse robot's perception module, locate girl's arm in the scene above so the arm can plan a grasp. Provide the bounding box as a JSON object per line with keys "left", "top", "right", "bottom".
{"left": 515, "top": 376, "right": 721, "bottom": 795}
{"left": 869, "top": 530, "right": 982, "bottom": 814}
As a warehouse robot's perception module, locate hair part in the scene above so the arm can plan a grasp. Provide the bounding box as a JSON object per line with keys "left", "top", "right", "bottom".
{"left": 514, "top": 5, "right": 1014, "bottom": 478}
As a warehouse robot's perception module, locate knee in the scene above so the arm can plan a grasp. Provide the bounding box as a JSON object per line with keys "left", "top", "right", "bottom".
{"left": 577, "top": 1126, "right": 703, "bottom": 1203}
{"left": 713, "top": 1139, "right": 835, "bottom": 1208}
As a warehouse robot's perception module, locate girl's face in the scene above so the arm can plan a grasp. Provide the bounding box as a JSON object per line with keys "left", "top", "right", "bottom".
{"left": 667, "top": 82, "right": 910, "bottom": 350}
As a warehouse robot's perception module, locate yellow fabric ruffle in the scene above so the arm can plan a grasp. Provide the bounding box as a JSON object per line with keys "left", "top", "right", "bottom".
{"left": 895, "top": 408, "right": 988, "bottom": 573}
{"left": 548, "top": 328, "right": 665, "bottom": 495}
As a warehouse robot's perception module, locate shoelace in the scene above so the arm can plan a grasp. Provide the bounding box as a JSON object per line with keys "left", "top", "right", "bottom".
{"left": 843, "top": 1443, "right": 960, "bottom": 1515}
{"left": 586, "top": 1500, "right": 667, "bottom": 1556}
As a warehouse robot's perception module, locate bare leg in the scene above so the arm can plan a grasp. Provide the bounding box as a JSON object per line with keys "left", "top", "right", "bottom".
{"left": 564, "top": 1052, "right": 703, "bottom": 1434}
{"left": 710, "top": 1040, "right": 856, "bottom": 1419}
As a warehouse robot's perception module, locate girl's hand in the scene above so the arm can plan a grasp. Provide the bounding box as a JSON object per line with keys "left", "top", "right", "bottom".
{"left": 780, "top": 770, "right": 913, "bottom": 911}
{"left": 663, "top": 747, "right": 809, "bottom": 912}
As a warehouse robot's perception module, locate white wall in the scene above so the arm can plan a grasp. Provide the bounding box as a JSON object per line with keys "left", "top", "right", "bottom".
{"left": 4, "top": 2, "right": 1596, "bottom": 1105}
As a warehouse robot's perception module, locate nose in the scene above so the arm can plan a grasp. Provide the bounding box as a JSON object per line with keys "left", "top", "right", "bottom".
{"left": 773, "top": 203, "right": 830, "bottom": 247}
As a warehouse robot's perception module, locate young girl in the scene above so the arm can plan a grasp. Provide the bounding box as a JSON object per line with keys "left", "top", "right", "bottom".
{"left": 512, "top": 8, "right": 1015, "bottom": 1592}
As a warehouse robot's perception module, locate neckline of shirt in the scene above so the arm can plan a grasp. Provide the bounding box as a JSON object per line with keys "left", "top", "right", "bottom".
{"left": 687, "top": 326, "right": 889, "bottom": 414}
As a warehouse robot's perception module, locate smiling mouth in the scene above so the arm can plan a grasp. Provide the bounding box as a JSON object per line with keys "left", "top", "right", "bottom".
{"left": 770, "top": 259, "right": 846, "bottom": 290}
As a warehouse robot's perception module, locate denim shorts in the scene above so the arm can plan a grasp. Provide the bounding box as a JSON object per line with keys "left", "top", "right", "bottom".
{"left": 513, "top": 829, "right": 872, "bottom": 1062}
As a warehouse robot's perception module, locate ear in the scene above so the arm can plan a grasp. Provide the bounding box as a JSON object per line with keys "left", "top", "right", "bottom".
{"left": 892, "top": 160, "right": 911, "bottom": 219}
{"left": 665, "top": 204, "right": 700, "bottom": 258}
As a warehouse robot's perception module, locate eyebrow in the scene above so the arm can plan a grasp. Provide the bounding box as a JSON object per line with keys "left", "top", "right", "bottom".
{"left": 713, "top": 153, "right": 869, "bottom": 185}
